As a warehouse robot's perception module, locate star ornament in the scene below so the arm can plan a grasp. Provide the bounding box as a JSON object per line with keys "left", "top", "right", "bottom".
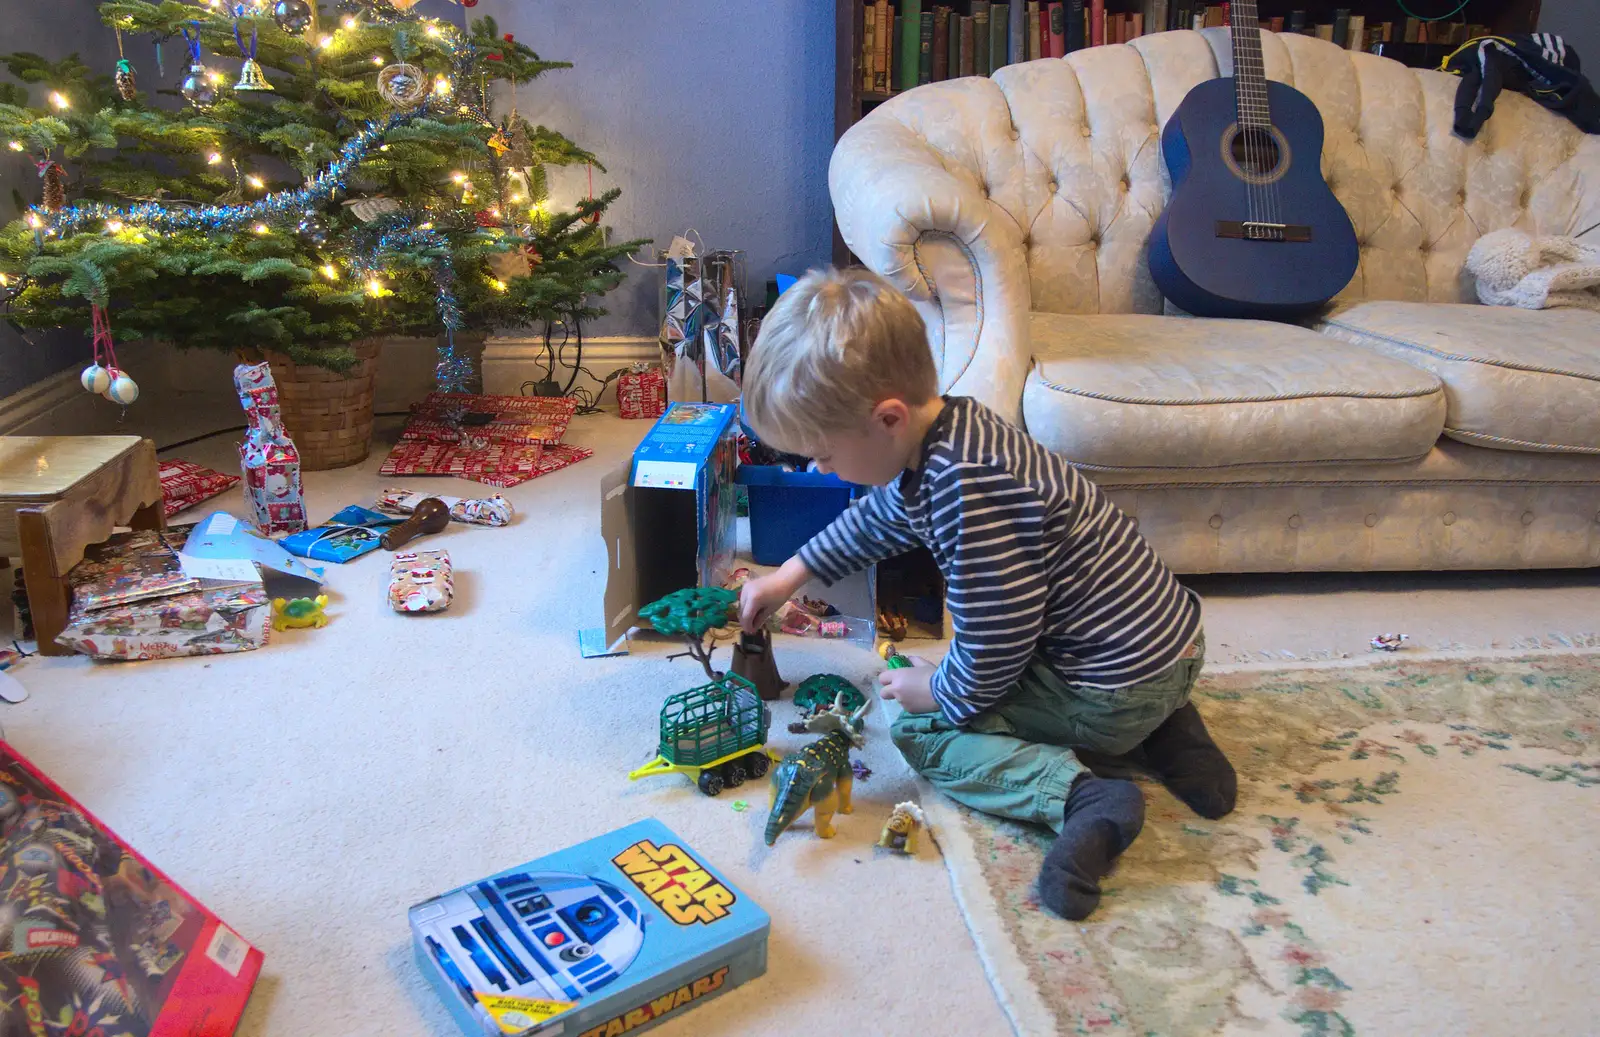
{"left": 487, "top": 130, "right": 511, "bottom": 156}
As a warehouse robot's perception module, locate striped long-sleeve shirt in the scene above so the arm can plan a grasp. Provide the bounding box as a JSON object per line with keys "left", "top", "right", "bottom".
{"left": 797, "top": 396, "right": 1200, "bottom": 725}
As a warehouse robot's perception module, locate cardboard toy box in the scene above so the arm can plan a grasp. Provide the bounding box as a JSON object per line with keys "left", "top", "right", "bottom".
{"left": 0, "top": 741, "right": 263, "bottom": 1035}
{"left": 594, "top": 403, "right": 739, "bottom": 654}
{"left": 410, "top": 819, "right": 768, "bottom": 1037}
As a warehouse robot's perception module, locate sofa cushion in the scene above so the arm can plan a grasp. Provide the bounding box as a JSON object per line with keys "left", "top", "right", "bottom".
{"left": 1322, "top": 302, "right": 1600, "bottom": 454}
{"left": 1021, "top": 313, "right": 1446, "bottom": 469}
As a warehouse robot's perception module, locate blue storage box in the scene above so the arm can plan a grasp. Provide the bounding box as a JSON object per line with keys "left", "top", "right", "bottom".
{"left": 735, "top": 466, "right": 863, "bottom": 566}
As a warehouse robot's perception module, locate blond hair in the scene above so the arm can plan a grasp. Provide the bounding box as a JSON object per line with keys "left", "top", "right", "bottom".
{"left": 742, "top": 268, "right": 938, "bottom": 456}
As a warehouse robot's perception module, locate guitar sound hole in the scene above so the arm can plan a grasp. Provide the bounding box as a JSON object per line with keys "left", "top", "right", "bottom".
{"left": 1230, "top": 127, "right": 1282, "bottom": 178}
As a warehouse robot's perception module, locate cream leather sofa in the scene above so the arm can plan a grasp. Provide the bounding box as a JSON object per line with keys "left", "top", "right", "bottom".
{"left": 829, "top": 30, "right": 1600, "bottom": 572}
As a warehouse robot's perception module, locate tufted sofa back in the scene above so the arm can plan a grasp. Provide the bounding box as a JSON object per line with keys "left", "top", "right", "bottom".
{"left": 861, "top": 30, "right": 1600, "bottom": 312}
{"left": 829, "top": 30, "right": 1600, "bottom": 416}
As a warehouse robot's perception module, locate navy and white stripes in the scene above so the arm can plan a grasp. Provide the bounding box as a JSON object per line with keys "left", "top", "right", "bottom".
{"left": 798, "top": 397, "right": 1200, "bottom": 724}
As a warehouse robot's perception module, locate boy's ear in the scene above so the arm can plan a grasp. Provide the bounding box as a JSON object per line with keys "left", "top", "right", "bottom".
{"left": 870, "top": 398, "right": 911, "bottom": 432}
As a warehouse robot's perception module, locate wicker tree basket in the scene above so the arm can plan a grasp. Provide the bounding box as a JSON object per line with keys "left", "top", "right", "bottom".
{"left": 261, "top": 338, "right": 381, "bottom": 471}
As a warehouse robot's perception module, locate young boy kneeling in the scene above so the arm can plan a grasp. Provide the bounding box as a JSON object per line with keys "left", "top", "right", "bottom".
{"left": 738, "top": 269, "right": 1237, "bottom": 920}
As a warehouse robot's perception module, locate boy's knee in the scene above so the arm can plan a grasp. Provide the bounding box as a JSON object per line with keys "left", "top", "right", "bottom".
{"left": 890, "top": 711, "right": 954, "bottom": 771}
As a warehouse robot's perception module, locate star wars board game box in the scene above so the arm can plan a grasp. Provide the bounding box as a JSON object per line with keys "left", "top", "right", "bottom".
{"left": 410, "top": 819, "right": 768, "bottom": 1037}
{"left": 0, "top": 741, "right": 263, "bottom": 1036}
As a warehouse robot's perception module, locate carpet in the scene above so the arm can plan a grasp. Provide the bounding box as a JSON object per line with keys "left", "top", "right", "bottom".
{"left": 926, "top": 651, "right": 1600, "bottom": 1037}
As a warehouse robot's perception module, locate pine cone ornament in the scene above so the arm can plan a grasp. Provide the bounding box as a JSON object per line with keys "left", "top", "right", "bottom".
{"left": 115, "top": 59, "right": 137, "bottom": 101}
{"left": 37, "top": 161, "right": 66, "bottom": 212}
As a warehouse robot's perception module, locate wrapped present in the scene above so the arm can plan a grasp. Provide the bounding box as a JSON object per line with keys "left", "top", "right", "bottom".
{"left": 280, "top": 505, "right": 400, "bottom": 563}
{"left": 57, "top": 528, "right": 271, "bottom": 661}
{"left": 374, "top": 487, "right": 513, "bottom": 527}
{"left": 0, "top": 744, "right": 263, "bottom": 1036}
{"left": 234, "top": 362, "right": 307, "bottom": 536}
{"left": 158, "top": 459, "right": 240, "bottom": 517}
{"left": 389, "top": 550, "right": 453, "bottom": 613}
{"left": 67, "top": 529, "right": 197, "bottom": 612}
{"left": 617, "top": 362, "right": 667, "bottom": 420}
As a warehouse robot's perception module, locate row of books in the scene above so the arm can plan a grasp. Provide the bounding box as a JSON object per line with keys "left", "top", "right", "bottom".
{"left": 860, "top": 0, "right": 1489, "bottom": 94}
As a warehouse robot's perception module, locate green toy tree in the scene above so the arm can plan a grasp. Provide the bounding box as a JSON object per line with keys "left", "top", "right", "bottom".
{"left": 638, "top": 587, "right": 739, "bottom": 681}
{"left": 0, "top": 1, "right": 644, "bottom": 372}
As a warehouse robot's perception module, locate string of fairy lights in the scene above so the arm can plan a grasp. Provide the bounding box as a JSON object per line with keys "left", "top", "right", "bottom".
{"left": 6, "top": 0, "right": 525, "bottom": 395}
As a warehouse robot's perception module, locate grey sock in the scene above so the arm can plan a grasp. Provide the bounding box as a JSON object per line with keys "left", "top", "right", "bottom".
{"left": 1036, "top": 776, "right": 1145, "bottom": 921}
{"left": 1139, "top": 702, "right": 1238, "bottom": 820}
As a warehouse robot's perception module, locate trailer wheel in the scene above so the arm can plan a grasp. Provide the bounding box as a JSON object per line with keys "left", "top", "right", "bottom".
{"left": 744, "top": 752, "right": 770, "bottom": 779}
{"left": 697, "top": 770, "right": 724, "bottom": 797}
{"left": 720, "top": 759, "right": 746, "bottom": 787}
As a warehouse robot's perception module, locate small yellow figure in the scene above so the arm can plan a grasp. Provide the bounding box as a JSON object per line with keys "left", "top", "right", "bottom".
{"left": 271, "top": 595, "right": 329, "bottom": 631}
{"left": 878, "top": 801, "right": 926, "bottom": 855}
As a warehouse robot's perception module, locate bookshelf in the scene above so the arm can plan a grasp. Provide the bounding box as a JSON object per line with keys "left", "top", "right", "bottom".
{"left": 832, "top": 0, "right": 1539, "bottom": 263}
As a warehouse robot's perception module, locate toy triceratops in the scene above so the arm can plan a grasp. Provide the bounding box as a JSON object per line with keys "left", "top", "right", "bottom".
{"left": 878, "top": 801, "right": 926, "bottom": 855}
{"left": 765, "top": 692, "right": 870, "bottom": 845}
{"left": 271, "top": 595, "right": 328, "bottom": 631}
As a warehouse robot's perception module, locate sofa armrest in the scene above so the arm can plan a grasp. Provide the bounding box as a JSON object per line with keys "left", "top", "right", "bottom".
{"left": 829, "top": 85, "right": 1033, "bottom": 423}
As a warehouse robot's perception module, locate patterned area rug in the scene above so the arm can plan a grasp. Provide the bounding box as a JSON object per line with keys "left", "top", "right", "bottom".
{"left": 924, "top": 652, "right": 1600, "bottom": 1036}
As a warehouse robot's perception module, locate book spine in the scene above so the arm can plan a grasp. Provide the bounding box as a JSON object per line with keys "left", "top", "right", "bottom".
{"left": 1347, "top": 13, "right": 1365, "bottom": 50}
{"left": 950, "top": 11, "right": 962, "bottom": 73}
{"left": 1010, "top": 0, "right": 1027, "bottom": 63}
{"left": 875, "top": 1, "right": 892, "bottom": 91}
{"left": 993, "top": 4, "right": 1011, "bottom": 68}
{"left": 1266, "top": 15, "right": 1283, "bottom": 32}
{"left": 1152, "top": 0, "right": 1167, "bottom": 36}
{"left": 1048, "top": 3, "right": 1066, "bottom": 55}
{"left": 1090, "top": 0, "right": 1105, "bottom": 46}
{"left": 975, "top": 2, "right": 992, "bottom": 75}
{"left": 919, "top": 10, "right": 935, "bottom": 83}
{"left": 959, "top": 15, "right": 975, "bottom": 75}
{"left": 901, "top": 0, "right": 922, "bottom": 91}
{"left": 933, "top": 6, "right": 951, "bottom": 80}
{"left": 892, "top": 15, "right": 905, "bottom": 89}
{"left": 1332, "top": 8, "right": 1350, "bottom": 47}
{"left": 1028, "top": 1, "right": 1042, "bottom": 58}
{"left": 1067, "top": 0, "right": 1086, "bottom": 50}
{"left": 1289, "top": 9, "right": 1306, "bottom": 33}
{"left": 1403, "top": 17, "right": 1419, "bottom": 43}
{"left": 1315, "top": 23, "right": 1334, "bottom": 40}
{"left": 861, "top": 3, "right": 875, "bottom": 91}
{"left": 1131, "top": 12, "right": 1143, "bottom": 37}
{"left": 1220, "top": 2, "right": 1230, "bottom": 26}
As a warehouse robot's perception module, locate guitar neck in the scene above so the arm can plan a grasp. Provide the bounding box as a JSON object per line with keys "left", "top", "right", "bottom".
{"left": 1230, "top": 0, "right": 1270, "bottom": 129}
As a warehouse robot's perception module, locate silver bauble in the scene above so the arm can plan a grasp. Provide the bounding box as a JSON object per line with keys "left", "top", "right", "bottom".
{"left": 179, "top": 62, "right": 218, "bottom": 108}
{"left": 272, "top": 0, "right": 313, "bottom": 35}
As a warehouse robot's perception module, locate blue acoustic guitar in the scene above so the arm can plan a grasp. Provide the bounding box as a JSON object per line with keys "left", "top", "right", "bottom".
{"left": 1148, "top": 1, "right": 1359, "bottom": 320}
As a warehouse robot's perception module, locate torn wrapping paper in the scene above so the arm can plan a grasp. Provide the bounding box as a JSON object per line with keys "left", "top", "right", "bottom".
{"left": 378, "top": 442, "right": 592, "bottom": 488}
{"left": 57, "top": 527, "right": 271, "bottom": 660}
{"left": 159, "top": 459, "right": 239, "bottom": 518}
{"left": 280, "top": 505, "right": 401, "bottom": 563}
{"left": 389, "top": 550, "right": 453, "bottom": 613}
{"left": 1370, "top": 633, "right": 1410, "bottom": 652}
{"left": 398, "top": 393, "right": 577, "bottom": 447}
{"left": 234, "top": 362, "right": 307, "bottom": 536}
{"left": 374, "top": 487, "right": 513, "bottom": 527}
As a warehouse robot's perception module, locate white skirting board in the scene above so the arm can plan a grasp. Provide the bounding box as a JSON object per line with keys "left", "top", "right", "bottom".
{"left": 482, "top": 335, "right": 660, "bottom": 400}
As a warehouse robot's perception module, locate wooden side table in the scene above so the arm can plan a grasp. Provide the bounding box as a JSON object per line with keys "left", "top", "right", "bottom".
{"left": 0, "top": 436, "right": 165, "bottom": 656}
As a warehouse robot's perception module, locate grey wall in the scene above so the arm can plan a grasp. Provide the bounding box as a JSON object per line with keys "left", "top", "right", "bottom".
{"left": 481, "top": 0, "right": 837, "bottom": 336}
{"left": 0, "top": 0, "right": 121, "bottom": 398}
{"left": 1540, "top": 0, "right": 1600, "bottom": 79}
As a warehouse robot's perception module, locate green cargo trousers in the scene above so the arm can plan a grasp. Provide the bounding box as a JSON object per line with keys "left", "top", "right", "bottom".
{"left": 889, "top": 633, "right": 1206, "bottom": 834}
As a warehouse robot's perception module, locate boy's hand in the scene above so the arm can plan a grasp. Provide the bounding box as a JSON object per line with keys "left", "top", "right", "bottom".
{"left": 878, "top": 653, "right": 937, "bottom": 714}
{"left": 738, "top": 556, "right": 812, "bottom": 632}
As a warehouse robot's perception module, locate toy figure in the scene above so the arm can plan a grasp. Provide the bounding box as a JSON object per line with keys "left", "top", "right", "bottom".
{"left": 878, "top": 642, "right": 911, "bottom": 669}
{"left": 731, "top": 629, "right": 786, "bottom": 701}
{"left": 792, "top": 674, "right": 865, "bottom": 719}
{"left": 878, "top": 801, "right": 926, "bottom": 855}
{"left": 270, "top": 595, "right": 329, "bottom": 631}
{"left": 765, "top": 693, "right": 871, "bottom": 844}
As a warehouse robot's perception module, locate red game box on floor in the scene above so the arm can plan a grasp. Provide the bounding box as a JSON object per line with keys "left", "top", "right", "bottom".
{"left": 0, "top": 742, "right": 262, "bottom": 1036}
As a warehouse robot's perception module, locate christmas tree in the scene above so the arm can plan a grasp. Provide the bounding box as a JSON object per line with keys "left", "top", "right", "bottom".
{"left": 0, "top": 0, "right": 644, "bottom": 382}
